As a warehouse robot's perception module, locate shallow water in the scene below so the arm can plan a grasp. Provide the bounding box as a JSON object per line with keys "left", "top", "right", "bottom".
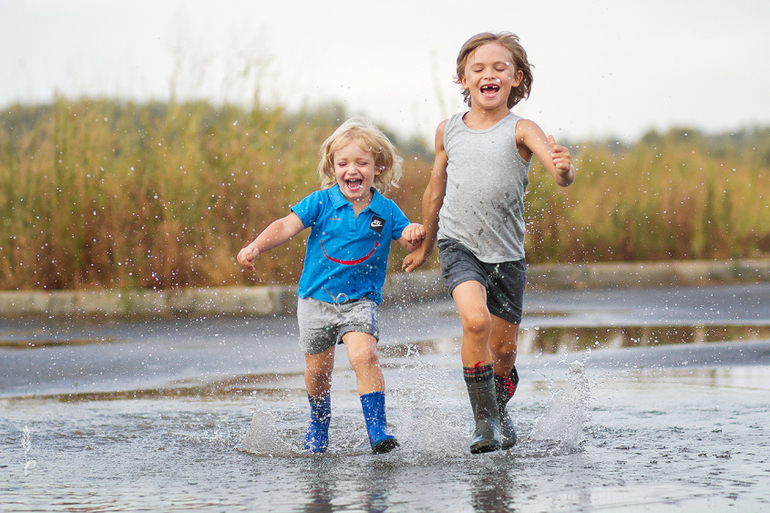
{"left": 2, "top": 284, "right": 770, "bottom": 512}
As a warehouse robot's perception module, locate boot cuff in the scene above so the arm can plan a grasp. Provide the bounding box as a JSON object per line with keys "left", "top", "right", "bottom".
{"left": 464, "top": 363, "right": 494, "bottom": 383}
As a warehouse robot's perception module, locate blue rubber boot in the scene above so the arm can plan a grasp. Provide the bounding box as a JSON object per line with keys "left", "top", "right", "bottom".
{"left": 360, "top": 391, "right": 399, "bottom": 454}
{"left": 464, "top": 363, "right": 501, "bottom": 454}
{"left": 495, "top": 366, "right": 519, "bottom": 450}
{"left": 304, "top": 393, "right": 331, "bottom": 453}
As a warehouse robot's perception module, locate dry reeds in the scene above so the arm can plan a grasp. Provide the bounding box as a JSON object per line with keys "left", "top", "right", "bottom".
{"left": 525, "top": 128, "right": 770, "bottom": 264}
{"left": 1, "top": 99, "right": 768, "bottom": 290}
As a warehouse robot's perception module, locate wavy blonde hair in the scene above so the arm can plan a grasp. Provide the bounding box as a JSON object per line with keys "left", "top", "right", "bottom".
{"left": 455, "top": 31, "right": 533, "bottom": 109}
{"left": 317, "top": 116, "right": 403, "bottom": 195}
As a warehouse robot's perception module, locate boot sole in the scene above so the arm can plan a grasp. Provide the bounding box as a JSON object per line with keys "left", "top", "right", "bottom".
{"left": 470, "top": 441, "right": 501, "bottom": 454}
{"left": 372, "top": 438, "right": 399, "bottom": 454}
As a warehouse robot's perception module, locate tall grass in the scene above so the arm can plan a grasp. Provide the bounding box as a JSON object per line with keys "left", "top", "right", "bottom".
{"left": 1, "top": 98, "right": 768, "bottom": 290}
{"left": 525, "top": 128, "right": 770, "bottom": 264}
{"left": 0, "top": 98, "right": 428, "bottom": 290}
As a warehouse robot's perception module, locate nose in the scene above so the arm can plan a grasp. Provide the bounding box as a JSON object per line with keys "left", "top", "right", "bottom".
{"left": 483, "top": 69, "right": 498, "bottom": 81}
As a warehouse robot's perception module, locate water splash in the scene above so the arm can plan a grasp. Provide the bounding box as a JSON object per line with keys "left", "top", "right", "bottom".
{"left": 240, "top": 405, "right": 298, "bottom": 456}
{"left": 22, "top": 425, "right": 37, "bottom": 476}
{"left": 390, "top": 355, "right": 468, "bottom": 459}
{"left": 530, "top": 353, "right": 592, "bottom": 450}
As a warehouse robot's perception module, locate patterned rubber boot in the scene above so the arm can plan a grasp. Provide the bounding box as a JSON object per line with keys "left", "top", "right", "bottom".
{"left": 304, "top": 392, "right": 331, "bottom": 453}
{"left": 464, "top": 363, "right": 501, "bottom": 454}
{"left": 360, "top": 391, "right": 399, "bottom": 454}
{"left": 495, "top": 366, "right": 519, "bottom": 450}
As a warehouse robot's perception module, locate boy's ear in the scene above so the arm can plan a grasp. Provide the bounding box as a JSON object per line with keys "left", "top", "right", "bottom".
{"left": 512, "top": 69, "right": 524, "bottom": 87}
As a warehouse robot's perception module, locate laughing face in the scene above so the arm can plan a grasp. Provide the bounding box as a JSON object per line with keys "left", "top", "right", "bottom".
{"left": 333, "top": 140, "right": 381, "bottom": 204}
{"left": 461, "top": 42, "right": 523, "bottom": 113}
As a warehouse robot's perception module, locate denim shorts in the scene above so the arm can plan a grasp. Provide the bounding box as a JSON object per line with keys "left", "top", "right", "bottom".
{"left": 297, "top": 296, "right": 379, "bottom": 354}
{"left": 437, "top": 238, "right": 527, "bottom": 325}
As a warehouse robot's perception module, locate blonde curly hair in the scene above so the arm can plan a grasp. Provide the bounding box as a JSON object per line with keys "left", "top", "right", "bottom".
{"left": 317, "top": 116, "right": 403, "bottom": 195}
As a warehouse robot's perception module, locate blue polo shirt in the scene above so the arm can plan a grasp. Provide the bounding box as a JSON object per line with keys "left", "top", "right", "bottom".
{"left": 292, "top": 185, "right": 410, "bottom": 304}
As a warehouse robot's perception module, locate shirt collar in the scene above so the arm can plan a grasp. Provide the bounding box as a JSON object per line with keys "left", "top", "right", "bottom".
{"left": 329, "top": 184, "right": 385, "bottom": 214}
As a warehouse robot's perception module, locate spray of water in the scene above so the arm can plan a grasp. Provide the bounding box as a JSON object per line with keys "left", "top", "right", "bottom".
{"left": 240, "top": 404, "right": 299, "bottom": 456}
{"left": 530, "top": 352, "right": 593, "bottom": 451}
{"left": 389, "top": 349, "right": 469, "bottom": 459}
{"left": 22, "top": 425, "right": 37, "bottom": 476}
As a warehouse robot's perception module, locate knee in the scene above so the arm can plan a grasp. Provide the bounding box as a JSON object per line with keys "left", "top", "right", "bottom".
{"left": 348, "top": 345, "right": 380, "bottom": 370}
{"left": 461, "top": 310, "right": 491, "bottom": 338}
{"left": 492, "top": 343, "right": 517, "bottom": 362}
{"left": 305, "top": 367, "right": 332, "bottom": 384}
{"left": 489, "top": 327, "right": 519, "bottom": 361}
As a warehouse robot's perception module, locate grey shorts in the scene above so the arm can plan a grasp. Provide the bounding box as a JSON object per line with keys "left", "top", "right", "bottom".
{"left": 437, "top": 238, "right": 527, "bottom": 325}
{"left": 297, "top": 296, "right": 380, "bottom": 355}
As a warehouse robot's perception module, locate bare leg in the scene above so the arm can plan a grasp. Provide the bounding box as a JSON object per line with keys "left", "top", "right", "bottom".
{"left": 344, "top": 331, "right": 398, "bottom": 453}
{"left": 304, "top": 346, "right": 336, "bottom": 399}
{"left": 342, "top": 331, "right": 384, "bottom": 395}
{"left": 303, "top": 346, "right": 336, "bottom": 453}
{"left": 452, "top": 280, "right": 493, "bottom": 367}
{"left": 452, "top": 281, "right": 500, "bottom": 453}
{"left": 489, "top": 315, "right": 520, "bottom": 449}
{"left": 489, "top": 315, "right": 519, "bottom": 377}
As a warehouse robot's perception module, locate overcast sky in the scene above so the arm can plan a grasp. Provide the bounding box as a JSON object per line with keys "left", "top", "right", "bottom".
{"left": 2, "top": 0, "right": 768, "bottom": 144}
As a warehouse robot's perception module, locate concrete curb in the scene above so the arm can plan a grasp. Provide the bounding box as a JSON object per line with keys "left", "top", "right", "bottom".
{"left": 526, "top": 258, "right": 770, "bottom": 290}
{"left": 1, "top": 259, "right": 768, "bottom": 318}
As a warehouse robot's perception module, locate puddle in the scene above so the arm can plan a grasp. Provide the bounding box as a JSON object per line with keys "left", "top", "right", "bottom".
{"left": 519, "top": 324, "right": 770, "bottom": 354}
{"left": 384, "top": 325, "right": 770, "bottom": 358}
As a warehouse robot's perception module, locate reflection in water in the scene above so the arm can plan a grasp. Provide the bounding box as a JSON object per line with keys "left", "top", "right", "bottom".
{"left": 469, "top": 465, "right": 518, "bottom": 513}
{"left": 520, "top": 324, "right": 770, "bottom": 354}
{"left": 394, "top": 324, "right": 770, "bottom": 358}
{"left": 359, "top": 460, "right": 398, "bottom": 513}
{"left": 301, "top": 459, "right": 337, "bottom": 513}
{"left": 297, "top": 457, "right": 399, "bottom": 513}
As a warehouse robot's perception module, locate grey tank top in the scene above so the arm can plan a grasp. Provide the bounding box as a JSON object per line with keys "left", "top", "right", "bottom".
{"left": 437, "top": 112, "right": 530, "bottom": 263}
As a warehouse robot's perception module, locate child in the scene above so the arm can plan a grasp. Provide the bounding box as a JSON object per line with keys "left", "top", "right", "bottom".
{"left": 402, "top": 32, "right": 575, "bottom": 453}
{"left": 238, "top": 116, "right": 425, "bottom": 454}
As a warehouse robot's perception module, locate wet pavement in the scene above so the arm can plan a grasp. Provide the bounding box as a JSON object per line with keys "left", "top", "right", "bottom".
{"left": 1, "top": 283, "right": 769, "bottom": 512}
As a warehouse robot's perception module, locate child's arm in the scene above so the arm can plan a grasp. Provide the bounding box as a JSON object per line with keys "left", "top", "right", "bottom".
{"left": 516, "top": 119, "right": 575, "bottom": 187}
{"left": 237, "top": 212, "right": 305, "bottom": 271}
{"left": 402, "top": 120, "right": 449, "bottom": 272}
{"left": 397, "top": 223, "right": 427, "bottom": 253}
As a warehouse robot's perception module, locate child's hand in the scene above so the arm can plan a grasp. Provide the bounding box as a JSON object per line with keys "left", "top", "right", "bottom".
{"left": 403, "top": 223, "right": 426, "bottom": 246}
{"left": 237, "top": 246, "right": 259, "bottom": 271}
{"left": 548, "top": 135, "right": 572, "bottom": 173}
{"left": 402, "top": 245, "right": 430, "bottom": 273}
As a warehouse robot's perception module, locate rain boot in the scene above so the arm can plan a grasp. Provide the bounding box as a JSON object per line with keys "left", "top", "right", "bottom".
{"left": 495, "top": 365, "right": 519, "bottom": 450}
{"left": 360, "top": 391, "right": 399, "bottom": 454}
{"left": 464, "top": 363, "right": 501, "bottom": 454}
{"left": 304, "top": 392, "right": 331, "bottom": 453}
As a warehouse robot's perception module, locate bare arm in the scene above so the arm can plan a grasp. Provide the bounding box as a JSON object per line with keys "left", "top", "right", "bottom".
{"left": 237, "top": 212, "right": 305, "bottom": 271}
{"left": 516, "top": 119, "right": 575, "bottom": 187}
{"left": 402, "top": 120, "right": 449, "bottom": 272}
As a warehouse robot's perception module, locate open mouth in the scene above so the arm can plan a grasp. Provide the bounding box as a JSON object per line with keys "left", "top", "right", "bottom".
{"left": 345, "top": 178, "right": 363, "bottom": 191}
{"left": 480, "top": 84, "right": 500, "bottom": 97}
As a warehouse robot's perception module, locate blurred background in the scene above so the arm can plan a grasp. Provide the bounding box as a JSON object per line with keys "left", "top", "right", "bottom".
{"left": 1, "top": 0, "right": 769, "bottom": 291}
